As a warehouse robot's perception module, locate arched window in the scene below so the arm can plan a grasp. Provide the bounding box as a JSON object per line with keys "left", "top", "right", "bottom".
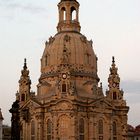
{"left": 62, "top": 83, "right": 66, "bottom": 93}
{"left": 61, "top": 7, "right": 66, "bottom": 21}
{"left": 113, "top": 122, "right": 117, "bottom": 135}
{"left": 98, "top": 119, "right": 103, "bottom": 140}
{"left": 113, "top": 92, "right": 117, "bottom": 100}
{"left": 71, "top": 7, "right": 76, "bottom": 21}
{"left": 58, "top": 115, "right": 71, "bottom": 139}
{"left": 85, "top": 53, "right": 90, "bottom": 65}
{"left": 31, "top": 121, "right": 35, "bottom": 140}
{"left": 20, "top": 125, "right": 23, "bottom": 140}
{"left": 113, "top": 121, "right": 117, "bottom": 140}
{"left": 98, "top": 120, "right": 103, "bottom": 134}
{"left": 47, "top": 119, "right": 52, "bottom": 140}
{"left": 79, "top": 118, "right": 85, "bottom": 140}
{"left": 45, "top": 55, "right": 48, "bottom": 66}
{"left": 21, "top": 94, "right": 25, "bottom": 101}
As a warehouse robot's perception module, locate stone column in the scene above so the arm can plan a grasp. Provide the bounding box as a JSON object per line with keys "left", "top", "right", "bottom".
{"left": 93, "top": 116, "right": 97, "bottom": 140}
{"left": 69, "top": 114, "right": 75, "bottom": 140}
{"left": 36, "top": 112, "right": 44, "bottom": 140}
{"left": 89, "top": 115, "right": 94, "bottom": 140}
{"left": 52, "top": 113, "right": 58, "bottom": 140}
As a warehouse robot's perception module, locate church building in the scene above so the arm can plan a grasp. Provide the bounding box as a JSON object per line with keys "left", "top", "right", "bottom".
{"left": 11, "top": 0, "right": 129, "bottom": 140}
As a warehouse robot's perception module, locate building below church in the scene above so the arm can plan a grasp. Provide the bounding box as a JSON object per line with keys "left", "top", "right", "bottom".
{"left": 10, "top": 0, "right": 129, "bottom": 140}
{"left": 127, "top": 124, "right": 140, "bottom": 140}
{"left": 0, "top": 109, "right": 3, "bottom": 140}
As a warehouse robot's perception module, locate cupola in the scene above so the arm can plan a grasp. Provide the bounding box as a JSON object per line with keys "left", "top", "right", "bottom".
{"left": 57, "top": 0, "right": 81, "bottom": 32}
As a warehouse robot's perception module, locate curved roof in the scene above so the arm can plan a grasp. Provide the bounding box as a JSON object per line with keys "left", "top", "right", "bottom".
{"left": 127, "top": 124, "right": 135, "bottom": 132}
{"left": 41, "top": 32, "right": 97, "bottom": 76}
{"left": 135, "top": 125, "right": 140, "bottom": 135}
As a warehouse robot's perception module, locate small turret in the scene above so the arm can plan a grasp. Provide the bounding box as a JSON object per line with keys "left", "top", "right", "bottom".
{"left": 18, "top": 59, "right": 31, "bottom": 105}
{"left": 106, "top": 57, "right": 124, "bottom": 102}
{"left": 57, "top": 0, "right": 81, "bottom": 32}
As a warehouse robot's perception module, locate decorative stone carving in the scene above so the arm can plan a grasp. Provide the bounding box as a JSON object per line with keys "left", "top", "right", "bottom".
{"left": 21, "top": 108, "right": 31, "bottom": 122}
{"left": 89, "top": 40, "right": 93, "bottom": 46}
{"left": 64, "top": 34, "right": 71, "bottom": 42}
{"left": 61, "top": 45, "right": 71, "bottom": 63}
{"left": 80, "top": 35, "right": 87, "bottom": 43}
{"left": 56, "top": 102, "right": 72, "bottom": 111}
{"left": 40, "top": 80, "right": 51, "bottom": 87}
{"left": 49, "top": 36, "right": 55, "bottom": 44}
{"left": 69, "top": 81, "right": 76, "bottom": 95}
{"left": 45, "top": 41, "right": 48, "bottom": 46}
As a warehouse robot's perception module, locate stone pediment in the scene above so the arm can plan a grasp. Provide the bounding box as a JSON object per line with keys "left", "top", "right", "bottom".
{"left": 20, "top": 99, "right": 41, "bottom": 111}
{"left": 57, "top": 102, "right": 72, "bottom": 110}
{"left": 52, "top": 100, "right": 73, "bottom": 111}
{"left": 90, "top": 98, "right": 114, "bottom": 111}
{"left": 20, "top": 99, "right": 42, "bottom": 122}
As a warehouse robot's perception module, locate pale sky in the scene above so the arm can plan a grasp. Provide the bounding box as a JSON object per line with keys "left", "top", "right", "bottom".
{"left": 0, "top": 0, "right": 140, "bottom": 127}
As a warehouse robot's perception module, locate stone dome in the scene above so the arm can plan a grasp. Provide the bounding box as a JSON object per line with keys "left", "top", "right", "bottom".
{"left": 41, "top": 32, "right": 97, "bottom": 75}
{"left": 38, "top": 0, "right": 99, "bottom": 99}
{"left": 40, "top": 0, "right": 99, "bottom": 82}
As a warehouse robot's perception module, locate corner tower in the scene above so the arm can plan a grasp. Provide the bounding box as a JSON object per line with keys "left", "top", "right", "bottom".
{"left": 18, "top": 59, "right": 31, "bottom": 106}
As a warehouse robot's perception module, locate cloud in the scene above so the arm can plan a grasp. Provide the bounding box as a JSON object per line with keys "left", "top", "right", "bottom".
{"left": 121, "top": 80, "right": 140, "bottom": 94}
{"left": 0, "top": 0, "right": 46, "bottom": 14}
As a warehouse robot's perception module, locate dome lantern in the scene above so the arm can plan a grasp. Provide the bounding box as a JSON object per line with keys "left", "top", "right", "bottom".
{"left": 57, "top": 0, "right": 81, "bottom": 32}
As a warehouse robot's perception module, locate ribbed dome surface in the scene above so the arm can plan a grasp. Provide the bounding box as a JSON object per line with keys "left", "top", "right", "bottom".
{"left": 41, "top": 32, "right": 97, "bottom": 75}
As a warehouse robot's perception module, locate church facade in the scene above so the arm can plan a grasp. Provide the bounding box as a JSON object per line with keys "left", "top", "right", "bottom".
{"left": 11, "top": 0, "right": 129, "bottom": 140}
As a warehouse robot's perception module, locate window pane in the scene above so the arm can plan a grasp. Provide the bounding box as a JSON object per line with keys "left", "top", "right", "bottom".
{"left": 79, "top": 118, "right": 84, "bottom": 133}
{"left": 47, "top": 119, "right": 52, "bottom": 134}
{"left": 31, "top": 121, "right": 35, "bottom": 135}
{"left": 31, "top": 121, "right": 35, "bottom": 140}
{"left": 113, "top": 122, "right": 117, "bottom": 135}
{"left": 47, "top": 135, "right": 51, "bottom": 140}
{"left": 99, "top": 136, "right": 103, "bottom": 140}
{"left": 62, "top": 84, "right": 66, "bottom": 92}
{"left": 31, "top": 136, "right": 35, "bottom": 140}
{"left": 98, "top": 120, "right": 103, "bottom": 134}
{"left": 21, "top": 94, "right": 25, "bottom": 101}
{"left": 79, "top": 135, "right": 84, "bottom": 140}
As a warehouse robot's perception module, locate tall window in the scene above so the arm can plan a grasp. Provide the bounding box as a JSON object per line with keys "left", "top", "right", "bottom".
{"left": 21, "top": 94, "right": 25, "bottom": 101}
{"left": 31, "top": 121, "right": 35, "bottom": 140}
{"left": 47, "top": 119, "right": 52, "bottom": 140}
{"left": 98, "top": 120, "right": 103, "bottom": 140}
{"left": 98, "top": 120, "right": 103, "bottom": 134}
{"left": 113, "top": 92, "right": 117, "bottom": 100}
{"left": 61, "top": 7, "right": 66, "bottom": 21}
{"left": 58, "top": 116, "right": 70, "bottom": 140}
{"left": 20, "top": 125, "right": 23, "bottom": 140}
{"left": 62, "top": 83, "right": 66, "bottom": 93}
{"left": 45, "top": 55, "right": 48, "bottom": 66}
{"left": 71, "top": 7, "right": 76, "bottom": 21}
{"left": 85, "top": 53, "right": 90, "bottom": 65}
{"left": 79, "top": 118, "right": 85, "bottom": 140}
{"left": 113, "top": 122, "right": 117, "bottom": 140}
